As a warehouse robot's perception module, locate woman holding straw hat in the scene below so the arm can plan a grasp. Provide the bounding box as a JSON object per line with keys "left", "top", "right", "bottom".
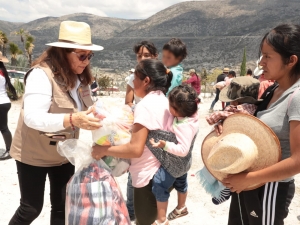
{"left": 0, "top": 52, "right": 18, "bottom": 160}
{"left": 208, "top": 24, "right": 300, "bottom": 225}
{"left": 9, "top": 21, "right": 103, "bottom": 225}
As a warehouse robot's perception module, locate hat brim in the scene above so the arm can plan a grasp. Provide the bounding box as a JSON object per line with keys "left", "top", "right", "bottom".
{"left": 219, "top": 85, "right": 262, "bottom": 104}
{"left": 201, "top": 114, "right": 281, "bottom": 191}
{"left": 0, "top": 57, "right": 9, "bottom": 63}
{"left": 46, "top": 42, "right": 104, "bottom": 51}
{"left": 254, "top": 67, "right": 263, "bottom": 77}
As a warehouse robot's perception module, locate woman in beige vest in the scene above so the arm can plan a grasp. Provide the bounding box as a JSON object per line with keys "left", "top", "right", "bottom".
{"left": 9, "top": 21, "right": 103, "bottom": 225}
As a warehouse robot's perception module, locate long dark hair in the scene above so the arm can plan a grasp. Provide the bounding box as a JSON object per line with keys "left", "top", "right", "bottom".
{"left": 259, "top": 24, "right": 300, "bottom": 79}
{"left": 135, "top": 59, "right": 172, "bottom": 95}
{"left": 168, "top": 84, "right": 200, "bottom": 117}
{"left": 0, "top": 62, "right": 17, "bottom": 100}
{"left": 133, "top": 41, "right": 158, "bottom": 56}
{"left": 32, "top": 47, "right": 92, "bottom": 90}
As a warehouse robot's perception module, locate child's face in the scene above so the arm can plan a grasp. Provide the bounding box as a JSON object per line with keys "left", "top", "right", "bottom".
{"left": 162, "top": 50, "right": 181, "bottom": 68}
{"left": 169, "top": 104, "right": 182, "bottom": 117}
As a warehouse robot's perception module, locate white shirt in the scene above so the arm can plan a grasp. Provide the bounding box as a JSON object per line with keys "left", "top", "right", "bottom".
{"left": 0, "top": 72, "right": 10, "bottom": 104}
{"left": 24, "top": 68, "right": 82, "bottom": 133}
{"left": 127, "top": 74, "right": 142, "bottom": 104}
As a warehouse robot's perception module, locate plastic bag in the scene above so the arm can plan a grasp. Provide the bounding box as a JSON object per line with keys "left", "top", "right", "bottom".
{"left": 91, "top": 100, "right": 133, "bottom": 176}
{"left": 58, "top": 139, "right": 131, "bottom": 225}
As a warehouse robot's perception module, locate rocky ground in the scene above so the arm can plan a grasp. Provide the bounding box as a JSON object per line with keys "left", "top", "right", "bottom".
{"left": 0, "top": 95, "right": 299, "bottom": 225}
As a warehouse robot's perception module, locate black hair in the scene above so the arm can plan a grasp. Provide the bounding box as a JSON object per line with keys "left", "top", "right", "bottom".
{"left": 259, "top": 24, "right": 300, "bottom": 79}
{"left": 168, "top": 84, "right": 200, "bottom": 117}
{"left": 228, "top": 70, "right": 236, "bottom": 77}
{"left": 133, "top": 41, "right": 158, "bottom": 56}
{"left": 135, "top": 59, "right": 172, "bottom": 95}
{"left": 163, "top": 38, "right": 187, "bottom": 61}
{"left": 247, "top": 69, "right": 252, "bottom": 75}
{"left": 0, "top": 62, "right": 17, "bottom": 100}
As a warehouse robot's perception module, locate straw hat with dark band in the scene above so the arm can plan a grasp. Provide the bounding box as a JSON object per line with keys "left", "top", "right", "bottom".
{"left": 220, "top": 76, "right": 261, "bottom": 104}
{"left": 0, "top": 52, "right": 8, "bottom": 63}
{"left": 201, "top": 114, "right": 281, "bottom": 190}
{"left": 46, "top": 21, "right": 104, "bottom": 51}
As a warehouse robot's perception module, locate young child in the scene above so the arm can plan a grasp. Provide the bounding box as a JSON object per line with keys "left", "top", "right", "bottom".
{"left": 149, "top": 85, "right": 199, "bottom": 225}
{"left": 162, "top": 38, "right": 188, "bottom": 96}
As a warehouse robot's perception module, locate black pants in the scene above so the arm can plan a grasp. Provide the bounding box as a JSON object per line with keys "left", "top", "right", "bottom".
{"left": 0, "top": 103, "right": 12, "bottom": 151}
{"left": 9, "top": 161, "right": 74, "bottom": 225}
{"left": 210, "top": 89, "right": 220, "bottom": 110}
{"left": 228, "top": 181, "right": 295, "bottom": 225}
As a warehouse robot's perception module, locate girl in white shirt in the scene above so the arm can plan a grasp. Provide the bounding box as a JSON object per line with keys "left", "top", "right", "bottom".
{"left": 0, "top": 54, "right": 18, "bottom": 160}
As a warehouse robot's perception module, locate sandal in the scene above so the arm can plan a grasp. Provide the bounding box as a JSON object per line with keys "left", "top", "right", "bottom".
{"left": 153, "top": 219, "right": 169, "bottom": 225}
{"left": 167, "top": 206, "right": 189, "bottom": 221}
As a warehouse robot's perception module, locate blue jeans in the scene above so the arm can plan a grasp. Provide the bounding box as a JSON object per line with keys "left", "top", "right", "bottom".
{"left": 152, "top": 167, "right": 188, "bottom": 202}
{"left": 210, "top": 88, "right": 220, "bottom": 110}
{"left": 126, "top": 173, "right": 135, "bottom": 218}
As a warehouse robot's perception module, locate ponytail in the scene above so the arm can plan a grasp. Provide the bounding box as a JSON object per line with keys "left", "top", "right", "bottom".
{"left": 0, "top": 62, "right": 18, "bottom": 100}
{"left": 166, "top": 69, "right": 173, "bottom": 91}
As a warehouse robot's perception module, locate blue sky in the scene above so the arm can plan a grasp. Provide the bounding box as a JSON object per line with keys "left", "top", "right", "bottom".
{"left": 0, "top": 0, "right": 201, "bottom": 22}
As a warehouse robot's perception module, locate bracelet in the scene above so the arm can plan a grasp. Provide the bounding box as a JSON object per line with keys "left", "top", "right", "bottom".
{"left": 70, "top": 112, "right": 76, "bottom": 131}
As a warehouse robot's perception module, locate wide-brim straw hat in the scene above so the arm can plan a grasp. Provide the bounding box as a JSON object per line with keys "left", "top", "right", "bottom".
{"left": 0, "top": 51, "right": 9, "bottom": 63}
{"left": 46, "top": 21, "right": 104, "bottom": 51}
{"left": 202, "top": 114, "right": 281, "bottom": 190}
{"left": 220, "top": 76, "right": 261, "bottom": 104}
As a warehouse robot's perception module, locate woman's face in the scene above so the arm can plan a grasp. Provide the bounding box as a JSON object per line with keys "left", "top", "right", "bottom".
{"left": 67, "top": 49, "right": 93, "bottom": 74}
{"left": 136, "top": 47, "right": 156, "bottom": 63}
{"left": 133, "top": 73, "right": 149, "bottom": 98}
{"left": 260, "top": 41, "right": 291, "bottom": 81}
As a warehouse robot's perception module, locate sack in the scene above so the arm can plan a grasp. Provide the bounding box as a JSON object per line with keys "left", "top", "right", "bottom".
{"left": 215, "top": 81, "right": 226, "bottom": 90}
{"left": 92, "top": 100, "right": 133, "bottom": 176}
{"left": 58, "top": 139, "right": 131, "bottom": 225}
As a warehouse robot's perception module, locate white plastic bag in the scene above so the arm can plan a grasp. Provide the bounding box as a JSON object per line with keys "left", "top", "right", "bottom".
{"left": 58, "top": 139, "right": 131, "bottom": 225}
{"left": 91, "top": 100, "right": 133, "bottom": 176}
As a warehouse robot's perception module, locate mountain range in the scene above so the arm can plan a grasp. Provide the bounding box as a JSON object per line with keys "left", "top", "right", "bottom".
{"left": 1, "top": 0, "right": 300, "bottom": 73}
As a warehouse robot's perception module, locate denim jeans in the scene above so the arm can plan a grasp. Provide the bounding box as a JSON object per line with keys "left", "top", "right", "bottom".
{"left": 210, "top": 88, "right": 220, "bottom": 110}
{"left": 152, "top": 167, "right": 188, "bottom": 202}
{"left": 126, "top": 173, "right": 135, "bottom": 218}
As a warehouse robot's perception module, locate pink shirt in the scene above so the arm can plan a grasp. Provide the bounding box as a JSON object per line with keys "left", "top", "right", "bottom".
{"left": 164, "top": 113, "right": 199, "bottom": 157}
{"left": 130, "top": 91, "right": 172, "bottom": 188}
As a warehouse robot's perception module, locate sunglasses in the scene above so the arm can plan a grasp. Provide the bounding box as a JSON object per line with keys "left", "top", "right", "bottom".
{"left": 72, "top": 52, "right": 94, "bottom": 61}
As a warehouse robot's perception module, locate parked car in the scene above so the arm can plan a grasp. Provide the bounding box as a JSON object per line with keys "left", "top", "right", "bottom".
{"left": 8, "top": 70, "right": 26, "bottom": 83}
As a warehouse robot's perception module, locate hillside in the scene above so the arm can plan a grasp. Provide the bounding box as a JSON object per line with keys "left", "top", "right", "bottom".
{"left": 1, "top": 0, "right": 300, "bottom": 73}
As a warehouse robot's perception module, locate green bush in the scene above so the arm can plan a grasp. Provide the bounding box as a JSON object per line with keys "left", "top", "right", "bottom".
{"left": 13, "top": 79, "right": 25, "bottom": 97}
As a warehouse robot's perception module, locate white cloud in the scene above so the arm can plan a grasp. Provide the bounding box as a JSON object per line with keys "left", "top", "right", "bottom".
{"left": 0, "top": 0, "right": 195, "bottom": 22}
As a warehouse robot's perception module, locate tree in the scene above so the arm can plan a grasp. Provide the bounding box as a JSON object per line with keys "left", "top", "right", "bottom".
{"left": 240, "top": 47, "right": 247, "bottom": 76}
{"left": 14, "top": 29, "right": 27, "bottom": 53}
{"left": 201, "top": 68, "right": 208, "bottom": 94}
{"left": 25, "top": 35, "right": 35, "bottom": 67}
{"left": 0, "top": 31, "right": 8, "bottom": 56}
{"left": 9, "top": 43, "right": 22, "bottom": 66}
{"left": 97, "top": 76, "right": 111, "bottom": 95}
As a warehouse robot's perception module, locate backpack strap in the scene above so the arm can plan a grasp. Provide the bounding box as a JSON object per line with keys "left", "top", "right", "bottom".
{"left": 287, "top": 86, "right": 300, "bottom": 112}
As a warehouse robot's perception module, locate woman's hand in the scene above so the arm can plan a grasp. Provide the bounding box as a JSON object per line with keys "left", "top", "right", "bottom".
{"left": 214, "top": 121, "right": 224, "bottom": 136}
{"left": 222, "top": 172, "right": 255, "bottom": 193}
{"left": 91, "top": 145, "right": 109, "bottom": 160}
{"left": 64, "top": 107, "right": 101, "bottom": 130}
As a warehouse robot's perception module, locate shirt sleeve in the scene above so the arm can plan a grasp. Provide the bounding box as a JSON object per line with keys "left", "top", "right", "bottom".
{"left": 127, "top": 75, "right": 134, "bottom": 89}
{"left": 164, "top": 121, "right": 196, "bottom": 157}
{"left": 184, "top": 76, "right": 196, "bottom": 84}
{"left": 23, "top": 68, "right": 65, "bottom": 132}
{"left": 287, "top": 89, "right": 300, "bottom": 122}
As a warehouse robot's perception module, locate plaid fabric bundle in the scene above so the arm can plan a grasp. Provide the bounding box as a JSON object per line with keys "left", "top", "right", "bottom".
{"left": 146, "top": 130, "right": 197, "bottom": 178}
{"left": 66, "top": 161, "right": 130, "bottom": 225}
{"left": 206, "top": 103, "right": 257, "bottom": 125}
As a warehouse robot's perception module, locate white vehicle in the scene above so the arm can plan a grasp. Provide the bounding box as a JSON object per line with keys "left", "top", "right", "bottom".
{"left": 8, "top": 70, "right": 26, "bottom": 84}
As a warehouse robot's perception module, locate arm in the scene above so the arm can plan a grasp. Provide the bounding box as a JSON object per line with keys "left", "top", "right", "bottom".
{"left": 224, "top": 120, "right": 300, "bottom": 193}
{"left": 24, "top": 69, "right": 100, "bottom": 132}
{"left": 92, "top": 123, "right": 148, "bottom": 159}
{"left": 183, "top": 76, "right": 196, "bottom": 84}
{"left": 125, "top": 84, "right": 134, "bottom": 107}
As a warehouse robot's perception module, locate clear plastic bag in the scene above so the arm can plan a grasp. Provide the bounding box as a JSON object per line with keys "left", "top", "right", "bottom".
{"left": 91, "top": 100, "right": 133, "bottom": 176}
{"left": 58, "top": 139, "right": 131, "bottom": 225}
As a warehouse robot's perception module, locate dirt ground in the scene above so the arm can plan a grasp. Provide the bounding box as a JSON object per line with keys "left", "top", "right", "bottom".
{"left": 0, "top": 96, "right": 299, "bottom": 225}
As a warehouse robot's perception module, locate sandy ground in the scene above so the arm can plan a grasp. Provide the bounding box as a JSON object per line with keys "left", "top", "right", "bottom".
{"left": 0, "top": 96, "right": 299, "bottom": 225}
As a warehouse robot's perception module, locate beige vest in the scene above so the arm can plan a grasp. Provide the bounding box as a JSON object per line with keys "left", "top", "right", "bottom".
{"left": 10, "top": 65, "right": 93, "bottom": 167}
